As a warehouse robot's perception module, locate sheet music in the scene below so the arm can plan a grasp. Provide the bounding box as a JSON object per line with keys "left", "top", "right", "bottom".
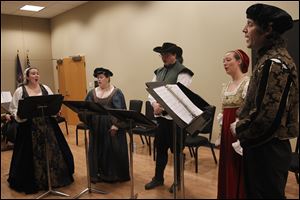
{"left": 1, "top": 91, "right": 12, "bottom": 103}
{"left": 166, "top": 85, "right": 203, "bottom": 116}
{"left": 154, "top": 85, "right": 202, "bottom": 124}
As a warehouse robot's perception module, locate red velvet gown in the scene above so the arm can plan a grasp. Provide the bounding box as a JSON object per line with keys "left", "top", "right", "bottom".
{"left": 217, "top": 77, "right": 249, "bottom": 199}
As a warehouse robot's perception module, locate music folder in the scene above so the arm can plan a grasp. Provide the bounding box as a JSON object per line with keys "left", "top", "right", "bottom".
{"left": 104, "top": 107, "right": 157, "bottom": 129}
{"left": 146, "top": 81, "right": 214, "bottom": 136}
{"left": 17, "top": 94, "right": 63, "bottom": 119}
{"left": 63, "top": 100, "right": 108, "bottom": 115}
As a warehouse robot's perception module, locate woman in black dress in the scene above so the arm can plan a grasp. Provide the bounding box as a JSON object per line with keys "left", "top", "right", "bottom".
{"left": 7, "top": 67, "right": 74, "bottom": 194}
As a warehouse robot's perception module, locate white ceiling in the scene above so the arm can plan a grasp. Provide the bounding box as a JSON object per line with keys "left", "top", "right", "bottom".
{"left": 1, "top": 1, "right": 88, "bottom": 19}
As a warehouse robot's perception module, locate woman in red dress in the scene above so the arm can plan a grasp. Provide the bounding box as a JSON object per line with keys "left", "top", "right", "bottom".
{"left": 217, "top": 49, "right": 250, "bottom": 199}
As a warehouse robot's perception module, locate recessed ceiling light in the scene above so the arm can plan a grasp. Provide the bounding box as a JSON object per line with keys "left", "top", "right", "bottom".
{"left": 20, "top": 5, "right": 45, "bottom": 12}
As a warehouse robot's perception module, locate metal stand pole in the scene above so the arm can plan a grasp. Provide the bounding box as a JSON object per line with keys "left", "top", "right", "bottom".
{"left": 128, "top": 119, "right": 138, "bottom": 199}
{"left": 172, "top": 123, "right": 185, "bottom": 199}
{"left": 179, "top": 128, "right": 185, "bottom": 199}
{"left": 74, "top": 110, "right": 108, "bottom": 199}
{"left": 172, "top": 122, "right": 178, "bottom": 199}
{"left": 36, "top": 105, "right": 70, "bottom": 199}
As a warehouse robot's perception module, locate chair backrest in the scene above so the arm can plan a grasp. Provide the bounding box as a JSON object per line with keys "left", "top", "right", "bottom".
{"left": 129, "top": 100, "right": 143, "bottom": 113}
{"left": 295, "top": 136, "right": 299, "bottom": 154}
{"left": 195, "top": 106, "right": 216, "bottom": 140}
{"left": 56, "top": 116, "right": 66, "bottom": 123}
{"left": 145, "top": 101, "right": 155, "bottom": 121}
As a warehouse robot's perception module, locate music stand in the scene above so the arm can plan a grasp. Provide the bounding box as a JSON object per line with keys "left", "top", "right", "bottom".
{"left": 63, "top": 101, "right": 108, "bottom": 199}
{"left": 1, "top": 91, "right": 12, "bottom": 114}
{"left": 105, "top": 108, "right": 157, "bottom": 199}
{"left": 17, "top": 94, "right": 70, "bottom": 199}
{"left": 146, "top": 82, "right": 215, "bottom": 199}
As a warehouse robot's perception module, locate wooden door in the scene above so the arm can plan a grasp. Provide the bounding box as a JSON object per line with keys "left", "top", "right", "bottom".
{"left": 57, "top": 56, "right": 87, "bottom": 125}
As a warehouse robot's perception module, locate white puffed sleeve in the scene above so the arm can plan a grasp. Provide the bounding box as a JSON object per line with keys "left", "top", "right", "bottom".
{"left": 43, "top": 84, "right": 53, "bottom": 95}
{"left": 241, "top": 77, "right": 250, "bottom": 99}
{"left": 148, "top": 75, "right": 157, "bottom": 106}
{"left": 9, "top": 87, "right": 26, "bottom": 123}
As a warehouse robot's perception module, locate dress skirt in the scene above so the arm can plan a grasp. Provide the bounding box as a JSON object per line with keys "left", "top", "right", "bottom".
{"left": 217, "top": 107, "right": 245, "bottom": 199}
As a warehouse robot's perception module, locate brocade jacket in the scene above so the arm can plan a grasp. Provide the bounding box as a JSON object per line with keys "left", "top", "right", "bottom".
{"left": 236, "top": 44, "right": 299, "bottom": 148}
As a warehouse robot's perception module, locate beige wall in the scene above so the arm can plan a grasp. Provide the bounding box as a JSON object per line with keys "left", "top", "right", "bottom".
{"left": 1, "top": 14, "right": 54, "bottom": 93}
{"left": 1, "top": 1, "right": 298, "bottom": 143}
{"left": 50, "top": 1, "right": 299, "bottom": 142}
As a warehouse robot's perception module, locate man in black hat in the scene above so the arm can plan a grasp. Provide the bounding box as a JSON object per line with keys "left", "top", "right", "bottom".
{"left": 144, "top": 42, "right": 194, "bottom": 193}
{"left": 230, "top": 3, "right": 298, "bottom": 198}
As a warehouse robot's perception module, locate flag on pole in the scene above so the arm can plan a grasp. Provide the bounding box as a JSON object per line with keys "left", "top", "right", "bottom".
{"left": 16, "top": 54, "right": 23, "bottom": 87}
{"left": 26, "top": 54, "right": 31, "bottom": 68}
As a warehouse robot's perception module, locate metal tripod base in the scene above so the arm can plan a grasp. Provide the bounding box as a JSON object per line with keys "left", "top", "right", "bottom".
{"left": 36, "top": 106, "right": 70, "bottom": 199}
{"left": 73, "top": 124, "right": 108, "bottom": 199}
{"left": 129, "top": 193, "right": 138, "bottom": 199}
{"left": 36, "top": 189, "right": 70, "bottom": 199}
{"left": 73, "top": 187, "right": 108, "bottom": 199}
{"left": 128, "top": 120, "right": 138, "bottom": 199}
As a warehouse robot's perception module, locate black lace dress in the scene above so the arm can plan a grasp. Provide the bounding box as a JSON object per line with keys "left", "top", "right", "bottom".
{"left": 7, "top": 85, "right": 74, "bottom": 194}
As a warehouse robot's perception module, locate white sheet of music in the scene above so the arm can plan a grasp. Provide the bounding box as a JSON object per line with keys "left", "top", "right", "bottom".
{"left": 1, "top": 91, "right": 12, "bottom": 114}
{"left": 153, "top": 84, "right": 203, "bottom": 124}
{"left": 1, "top": 91, "right": 12, "bottom": 103}
{"left": 166, "top": 85, "right": 203, "bottom": 116}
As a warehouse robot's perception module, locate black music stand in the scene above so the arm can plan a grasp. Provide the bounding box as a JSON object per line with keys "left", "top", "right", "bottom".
{"left": 62, "top": 101, "right": 108, "bottom": 199}
{"left": 146, "top": 82, "right": 214, "bottom": 199}
{"left": 17, "top": 94, "right": 70, "bottom": 199}
{"left": 105, "top": 108, "right": 157, "bottom": 199}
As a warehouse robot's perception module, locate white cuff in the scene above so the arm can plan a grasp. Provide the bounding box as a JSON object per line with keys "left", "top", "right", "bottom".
{"left": 230, "top": 119, "right": 239, "bottom": 136}
{"left": 232, "top": 140, "right": 243, "bottom": 156}
{"left": 111, "top": 125, "right": 118, "bottom": 130}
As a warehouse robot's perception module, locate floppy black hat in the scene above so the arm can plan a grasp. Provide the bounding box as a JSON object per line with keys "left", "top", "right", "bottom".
{"left": 93, "top": 67, "right": 113, "bottom": 78}
{"left": 153, "top": 42, "right": 182, "bottom": 56}
{"left": 246, "top": 3, "right": 293, "bottom": 34}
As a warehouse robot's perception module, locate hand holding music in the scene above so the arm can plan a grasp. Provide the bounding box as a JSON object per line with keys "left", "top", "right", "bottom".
{"left": 153, "top": 102, "right": 164, "bottom": 115}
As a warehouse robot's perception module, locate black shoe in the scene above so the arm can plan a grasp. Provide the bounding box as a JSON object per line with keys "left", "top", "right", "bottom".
{"left": 145, "top": 178, "right": 164, "bottom": 190}
{"left": 169, "top": 183, "right": 181, "bottom": 193}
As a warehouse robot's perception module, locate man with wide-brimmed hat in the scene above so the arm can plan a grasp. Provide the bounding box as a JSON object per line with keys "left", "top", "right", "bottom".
{"left": 145, "top": 42, "right": 193, "bottom": 193}
{"left": 230, "top": 3, "right": 298, "bottom": 198}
